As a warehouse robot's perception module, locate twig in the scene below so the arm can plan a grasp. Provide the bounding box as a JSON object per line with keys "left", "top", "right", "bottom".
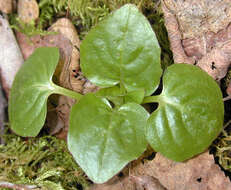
{"left": 0, "top": 182, "right": 38, "bottom": 190}
{"left": 223, "top": 96, "right": 231, "bottom": 101}
{"left": 224, "top": 120, "right": 231, "bottom": 129}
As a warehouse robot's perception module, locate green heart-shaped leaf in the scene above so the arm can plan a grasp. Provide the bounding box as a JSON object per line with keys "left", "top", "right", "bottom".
{"left": 80, "top": 4, "right": 162, "bottom": 96}
{"left": 146, "top": 64, "right": 224, "bottom": 161}
{"left": 9, "top": 47, "right": 60, "bottom": 137}
{"left": 68, "top": 94, "right": 149, "bottom": 183}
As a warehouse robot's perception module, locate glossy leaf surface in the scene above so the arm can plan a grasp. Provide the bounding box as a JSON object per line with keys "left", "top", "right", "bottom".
{"left": 68, "top": 94, "right": 149, "bottom": 183}
{"left": 96, "top": 86, "right": 145, "bottom": 105}
{"left": 96, "top": 85, "right": 124, "bottom": 106}
{"left": 80, "top": 4, "right": 162, "bottom": 96}
{"left": 124, "top": 89, "right": 145, "bottom": 104}
{"left": 9, "top": 47, "right": 60, "bottom": 137}
{"left": 147, "top": 64, "right": 224, "bottom": 161}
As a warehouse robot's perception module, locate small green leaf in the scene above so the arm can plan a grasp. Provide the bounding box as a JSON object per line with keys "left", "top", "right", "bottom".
{"left": 80, "top": 4, "right": 162, "bottom": 96}
{"left": 96, "top": 85, "right": 124, "bottom": 106}
{"left": 9, "top": 47, "right": 83, "bottom": 137}
{"left": 96, "top": 85, "right": 122, "bottom": 97}
{"left": 96, "top": 86, "right": 145, "bottom": 105}
{"left": 124, "top": 89, "right": 145, "bottom": 104}
{"left": 146, "top": 64, "right": 224, "bottom": 161}
{"left": 68, "top": 94, "right": 149, "bottom": 183}
{"left": 9, "top": 47, "right": 60, "bottom": 137}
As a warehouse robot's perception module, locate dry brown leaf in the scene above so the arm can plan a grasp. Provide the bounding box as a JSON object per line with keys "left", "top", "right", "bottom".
{"left": 130, "top": 176, "right": 166, "bottom": 190}
{"left": 0, "top": 16, "right": 24, "bottom": 97}
{"left": 0, "top": 0, "right": 12, "bottom": 14}
{"left": 48, "top": 18, "right": 82, "bottom": 139}
{"left": 49, "top": 18, "right": 83, "bottom": 92}
{"left": 88, "top": 171, "right": 166, "bottom": 190}
{"left": 87, "top": 176, "right": 135, "bottom": 190}
{"left": 49, "top": 18, "right": 99, "bottom": 94}
{"left": 55, "top": 96, "right": 75, "bottom": 139}
{"left": 17, "top": 0, "right": 39, "bottom": 23}
{"left": 50, "top": 18, "right": 80, "bottom": 46}
{"left": 162, "top": 0, "right": 231, "bottom": 80}
{"left": 130, "top": 151, "right": 231, "bottom": 190}
{"left": 49, "top": 18, "right": 99, "bottom": 139}
{"left": 45, "top": 98, "right": 65, "bottom": 135}
{"left": 15, "top": 32, "right": 73, "bottom": 61}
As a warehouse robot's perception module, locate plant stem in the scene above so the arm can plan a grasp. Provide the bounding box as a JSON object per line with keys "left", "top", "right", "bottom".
{"left": 0, "top": 181, "right": 38, "bottom": 190}
{"left": 223, "top": 95, "right": 231, "bottom": 101}
{"left": 224, "top": 120, "right": 231, "bottom": 129}
{"left": 52, "top": 84, "right": 83, "bottom": 101}
{"left": 142, "top": 95, "right": 160, "bottom": 104}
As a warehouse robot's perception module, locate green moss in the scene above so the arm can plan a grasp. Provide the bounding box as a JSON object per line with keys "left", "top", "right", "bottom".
{"left": 9, "top": 0, "right": 67, "bottom": 38}
{"left": 213, "top": 127, "right": 231, "bottom": 172}
{"left": 9, "top": 15, "right": 54, "bottom": 38}
{"left": 0, "top": 133, "right": 89, "bottom": 190}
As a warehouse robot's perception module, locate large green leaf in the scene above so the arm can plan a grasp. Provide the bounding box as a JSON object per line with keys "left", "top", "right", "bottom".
{"left": 9, "top": 47, "right": 60, "bottom": 137}
{"left": 146, "top": 64, "right": 224, "bottom": 161}
{"left": 68, "top": 93, "right": 149, "bottom": 183}
{"left": 80, "top": 4, "right": 162, "bottom": 96}
{"left": 9, "top": 47, "right": 82, "bottom": 137}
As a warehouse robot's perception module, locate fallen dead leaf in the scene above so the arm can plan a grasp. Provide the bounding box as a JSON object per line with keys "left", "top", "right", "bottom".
{"left": 49, "top": 18, "right": 82, "bottom": 139}
{"left": 17, "top": 0, "right": 39, "bottom": 23}
{"left": 130, "top": 175, "right": 166, "bottom": 190}
{"left": 0, "top": 16, "right": 24, "bottom": 97}
{"left": 130, "top": 151, "right": 231, "bottom": 190}
{"left": 162, "top": 0, "right": 231, "bottom": 80}
{"left": 49, "top": 18, "right": 99, "bottom": 139}
{"left": 55, "top": 96, "right": 75, "bottom": 139}
{"left": 49, "top": 18, "right": 84, "bottom": 92}
{"left": 87, "top": 176, "right": 134, "bottom": 190}
{"left": 88, "top": 170, "right": 166, "bottom": 190}
{"left": 49, "top": 18, "right": 99, "bottom": 94}
{"left": 45, "top": 98, "right": 65, "bottom": 135}
{"left": 15, "top": 32, "right": 72, "bottom": 64}
{"left": 0, "top": 0, "right": 12, "bottom": 14}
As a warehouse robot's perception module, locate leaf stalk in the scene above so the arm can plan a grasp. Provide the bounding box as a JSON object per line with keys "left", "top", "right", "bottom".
{"left": 142, "top": 95, "right": 160, "bottom": 104}
{"left": 52, "top": 84, "right": 83, "bottom": 100}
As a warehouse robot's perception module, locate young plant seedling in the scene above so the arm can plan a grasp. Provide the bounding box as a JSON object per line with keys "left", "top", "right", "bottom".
{"left": 9, "top": 4, "right": 224, "bottom": 183}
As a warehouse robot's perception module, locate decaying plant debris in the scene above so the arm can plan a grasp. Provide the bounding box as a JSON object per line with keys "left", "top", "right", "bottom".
{"left": 130, "top": 151, "right": 231, "bottom": 190}
{"left": 1, "top": 0, "right": 231, "bottom": 189}
{"left": 162, "top": 0, "right": 231, "bottom": 81}
{"left": 18, "top": 0, "right": 39, "bottom": 23}
{"left": 0, "top": 0, "right": 12, "bottom": 14}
